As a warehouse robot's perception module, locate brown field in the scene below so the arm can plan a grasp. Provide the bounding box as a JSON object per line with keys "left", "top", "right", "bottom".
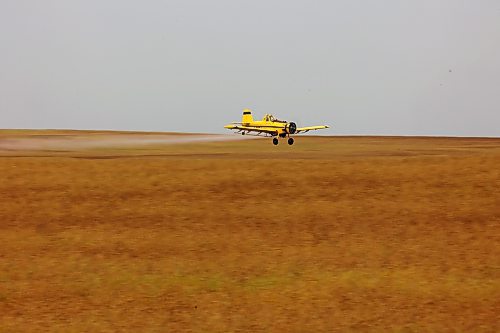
{"left": 0, "top": 130, "right": 499, "bottom": 332}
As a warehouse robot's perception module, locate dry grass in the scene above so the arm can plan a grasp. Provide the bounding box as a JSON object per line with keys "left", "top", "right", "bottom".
{"left": 0, "top": 131, "right": 499, "bottom": 332}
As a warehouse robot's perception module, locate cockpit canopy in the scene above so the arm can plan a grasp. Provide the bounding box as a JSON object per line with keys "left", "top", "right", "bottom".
{"left": 262, "top": 114, "right": 287, "bottom": 123}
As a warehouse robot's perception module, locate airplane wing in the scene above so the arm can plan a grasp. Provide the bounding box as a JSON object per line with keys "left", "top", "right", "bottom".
{"left": 224, "top": 124, "right": 278, "bottom": 135}
{"left": 295, "top": 125, "right": 329, "bottom": 134}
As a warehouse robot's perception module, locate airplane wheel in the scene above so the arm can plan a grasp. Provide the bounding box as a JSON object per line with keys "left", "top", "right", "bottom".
{"left": 273, "top": 138, "right": 279, "bottom": 145}
{"left": 288, "top": 137, "right": 294, "bottom": 145}
{"left": 241, "top": 132, "right": 245, "bottom": 135}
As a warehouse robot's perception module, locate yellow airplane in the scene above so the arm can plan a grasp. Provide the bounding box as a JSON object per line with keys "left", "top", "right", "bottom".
{"left": 224, "top": 109, "right": 329, "bottom": 145}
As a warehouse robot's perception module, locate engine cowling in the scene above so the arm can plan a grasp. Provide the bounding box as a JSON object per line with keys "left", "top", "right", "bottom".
{"left": 286, "top": 122, "right": 297, "bottom": 134}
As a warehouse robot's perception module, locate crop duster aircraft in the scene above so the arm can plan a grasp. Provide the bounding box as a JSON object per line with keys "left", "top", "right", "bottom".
{"left": 224, "top": 109, "right": 329, "bottom": 145}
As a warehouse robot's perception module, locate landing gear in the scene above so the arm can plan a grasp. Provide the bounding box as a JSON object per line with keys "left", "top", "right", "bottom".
{"left": 272, "top": 137, "right": 295, "bottom": 145}
{"left": 241, "top": 131, "right": 245, "bottom": 135}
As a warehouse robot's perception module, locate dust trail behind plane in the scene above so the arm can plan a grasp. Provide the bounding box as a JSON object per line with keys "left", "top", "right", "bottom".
{"left": 0, "top": 132, "right": 258, "bottom": 152}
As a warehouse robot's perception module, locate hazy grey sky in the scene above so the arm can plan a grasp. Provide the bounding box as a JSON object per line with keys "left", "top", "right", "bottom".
{"left": 1, "top": 0, "right": 499, "bottom": 136}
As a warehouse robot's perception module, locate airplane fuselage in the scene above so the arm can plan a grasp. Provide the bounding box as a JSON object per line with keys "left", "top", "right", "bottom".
{"left": 240, "top": 120, "right": 297, "bottom": 136}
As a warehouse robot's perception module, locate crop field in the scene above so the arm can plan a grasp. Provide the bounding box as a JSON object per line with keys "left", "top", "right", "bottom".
{"left": 0, "top": 130, "right": 499, "bottom": 332}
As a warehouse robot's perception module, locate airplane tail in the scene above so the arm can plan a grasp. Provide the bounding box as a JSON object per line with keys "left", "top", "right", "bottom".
{"left": 242, "top": 109, "right": 253, "bottom": 123}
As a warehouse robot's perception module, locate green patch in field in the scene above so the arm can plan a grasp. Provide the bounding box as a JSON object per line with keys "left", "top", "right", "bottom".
{"left": 164, "top": 273, "right": 229, "bottom": 293}
{"left": 242, "top": 274, "right": 296, "bottom": 291}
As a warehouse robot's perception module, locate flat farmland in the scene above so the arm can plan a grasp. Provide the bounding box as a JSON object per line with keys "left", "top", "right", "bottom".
{"left": 0, "top": 131, "right": 499, "bottom": 332}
